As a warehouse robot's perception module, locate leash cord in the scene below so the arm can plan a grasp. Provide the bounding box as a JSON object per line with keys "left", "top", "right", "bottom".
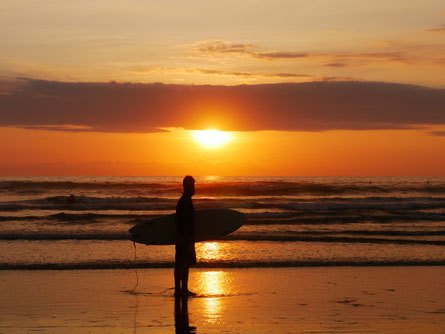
{"left": 132, "top": 241, "right": 139, "bottom": 291}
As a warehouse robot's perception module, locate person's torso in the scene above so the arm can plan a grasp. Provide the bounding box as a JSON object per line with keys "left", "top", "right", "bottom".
{"left": 175, "top": 194, "right": 194, "bottom": 236}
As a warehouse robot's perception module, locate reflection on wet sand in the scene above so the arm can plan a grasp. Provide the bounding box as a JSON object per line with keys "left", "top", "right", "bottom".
{"left": 175, "top": 295, "right": 196, "bottom": 334}
{"left": 196, "top": 270, "right": 231, "bottom": 323}
{"left": 195, "top": 242, "right": 232, "bottom": 323}
{"left": 199, "top": 271, "right": 226, "bottom": 295}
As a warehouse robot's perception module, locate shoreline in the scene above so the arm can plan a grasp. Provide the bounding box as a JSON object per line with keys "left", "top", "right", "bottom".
{"left": 2, "top": 266, "right": 445, "bottom": 333}
{"left": 3, "top": 262, "right": 445, "bottom": 270}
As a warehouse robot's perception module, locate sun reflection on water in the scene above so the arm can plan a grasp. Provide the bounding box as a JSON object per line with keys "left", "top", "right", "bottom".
{"left": 197, "top": 242, "right": 220, "bottom": 261}
{"left": 204, "top": 175, "right": 220, "bottom": 182}
{"left": 195, "top": 270, "right": 230, "bottom": 323}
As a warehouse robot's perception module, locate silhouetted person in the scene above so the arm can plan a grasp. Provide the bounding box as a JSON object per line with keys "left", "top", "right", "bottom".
{"left": 66, "top": 194, "right": 76, "bottom": 204}
{"left": 175, "top": 176, "right": 197, "bottom": 296}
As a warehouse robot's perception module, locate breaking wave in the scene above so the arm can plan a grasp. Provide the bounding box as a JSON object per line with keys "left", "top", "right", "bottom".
{"left": 1, "top": 232, "right": 444, "bottom": 246}
{"left": 2, "top": 176, "right": 445, "bottom": 271}
{"left": 2, "top": 179, "right": 445, "bottom": 196}
{"left": 1, "top": 194, "right": 445, "bottom": 212}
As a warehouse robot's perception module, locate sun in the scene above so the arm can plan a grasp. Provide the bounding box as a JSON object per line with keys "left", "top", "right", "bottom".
{"left": 192, "top": 129, "right": 232, "bottom": 149}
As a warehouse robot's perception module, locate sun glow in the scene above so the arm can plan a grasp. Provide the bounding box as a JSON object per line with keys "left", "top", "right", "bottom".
{"left": 192, "top": 130, "right": 232, "bottom": 149}
{"left": 195, "top": 270, "right": 229, "bottom": 323}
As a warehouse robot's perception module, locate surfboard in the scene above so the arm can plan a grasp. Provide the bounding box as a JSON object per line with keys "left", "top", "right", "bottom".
{"left": 128, "top": 209, "right": 245, "bottom": 245}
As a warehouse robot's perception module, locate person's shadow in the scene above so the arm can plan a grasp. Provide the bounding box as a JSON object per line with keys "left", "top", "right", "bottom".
{"left": 175, "top": 295, "right": 197, "bottom": 334}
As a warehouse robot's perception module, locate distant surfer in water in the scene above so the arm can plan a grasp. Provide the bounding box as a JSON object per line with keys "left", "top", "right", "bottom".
{"left": 175, "top": 175, "right": 197, "bottom": 296}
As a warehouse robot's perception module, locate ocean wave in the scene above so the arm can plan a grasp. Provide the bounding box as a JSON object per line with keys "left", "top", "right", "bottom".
{"left": 1, "top": 194, "right": 445, "bottom": 212}
{"left": 293, "top": 230, "right": 445, "bottom": 236}
{"left": 224, "top": 235, "right": 445, "bottom": 245}
{"left": 273, "top": 197, "right": 445, "bottom": 211}
{"left": 0, "top": 233, "right": 129, "bottom": 240}
{"left": 0, "top": 195, "right": 175, "bottom": 212}
{"left": 0, "top": 208, "right": 444, "bottom": 226}
{"left": 0, "top": 180, "right": 171, "bottom": 191}
{"left": 2, "top": 259, "right": 445, "bottom": 270}
{"left": 246, "top": 214, "right": 445, "bottom": 224}
{"left": 0, "top": 212, "right": 157, "bottom": 222}
{"left": 2, "top": 179, "right": 445, "bottom": 196}
{"left": 1, "top": 233, "right": 444, "bottom": 245}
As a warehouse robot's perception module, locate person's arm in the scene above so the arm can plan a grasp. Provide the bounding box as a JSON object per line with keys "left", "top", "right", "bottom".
{"left": 176, "top": 198, "right": 191, "bottom": 245}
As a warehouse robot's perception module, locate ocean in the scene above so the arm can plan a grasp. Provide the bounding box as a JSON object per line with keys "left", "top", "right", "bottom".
{"left": 1, "top": 176, "right": 445, "bottom": 270}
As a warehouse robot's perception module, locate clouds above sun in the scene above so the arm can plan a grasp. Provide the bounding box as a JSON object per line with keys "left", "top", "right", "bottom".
{"left": 188, "top": 40, "right": 410, "bottom": 65}
{"left": 1, "top": 1, "right": 445, "bottom": 176}
{"left": 2, "top": 79, "right": 445, "bottom": 134}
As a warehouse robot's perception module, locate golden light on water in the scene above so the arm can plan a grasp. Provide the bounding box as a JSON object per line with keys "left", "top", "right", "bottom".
{"left": 196, "top": 271, "right": 229, "bottom": 323}
{"left": 204, "top": 176, "right": 220, "bottom": 181}
{"left": 200, "top": 271, "right": 225, "bottom": 296}
{"left": 192, "top": 130, "right": 232, "bottom": 149}
{"left": 197, "top": 242, "right": 221, "bottom": 261}
{"left": 194, "top": 243, "right": 230, "bottom": 323}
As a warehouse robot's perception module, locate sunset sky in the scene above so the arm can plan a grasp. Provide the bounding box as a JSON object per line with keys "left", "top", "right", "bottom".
{"left": 1, "top": 0, "right": 445, "bottom": 175}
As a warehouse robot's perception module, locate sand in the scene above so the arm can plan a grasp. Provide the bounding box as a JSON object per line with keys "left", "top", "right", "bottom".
{"left": 1, "top": 267, "right": 445, "bottom": 333}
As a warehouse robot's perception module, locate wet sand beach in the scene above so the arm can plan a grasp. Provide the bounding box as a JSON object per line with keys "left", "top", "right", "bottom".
{"left": 2, "top": 177, "right": 445, "bottom": 332}
{"left": 1, "top": 266, "right": 445, "bottom": 333}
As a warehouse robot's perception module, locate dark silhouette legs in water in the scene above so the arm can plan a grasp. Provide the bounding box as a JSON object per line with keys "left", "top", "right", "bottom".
{"left": 174, "top": 260, "right": 186, "bottom": 295}
{"left": 175, "top": 259, "right": 194, "bottom": 296}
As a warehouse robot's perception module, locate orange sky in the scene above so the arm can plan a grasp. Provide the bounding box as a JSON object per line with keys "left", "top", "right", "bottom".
{"left": 1, "top": 0, "right": 445, "bottom": 175}
{"left": 1, "top": 126, "right": 444, "bottom": 176}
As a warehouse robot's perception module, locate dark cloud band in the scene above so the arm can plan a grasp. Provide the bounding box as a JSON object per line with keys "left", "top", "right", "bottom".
{"left": 1, "top": 79, "right": 445, "bottom": 133}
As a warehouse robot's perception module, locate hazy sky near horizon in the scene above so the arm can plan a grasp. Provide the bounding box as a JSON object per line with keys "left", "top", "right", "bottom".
{"left": 1, "top": 0, "right": 445, "bottom": 175}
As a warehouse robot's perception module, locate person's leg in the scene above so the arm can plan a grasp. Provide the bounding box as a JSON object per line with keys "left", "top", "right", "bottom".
{"left": 174, "top": 292, "right": 181, "bottom": 312}
{"left": 181, "top": 263, "right": 189, "bottom": 294}
{"left": 174, "top": 265, "right": 180, "bottom": 295}
{"left": 174, "top": 260, "right": 184, "bottom": 296}
{"left": 182, "top": 263, "right": 197, "bottom": 296}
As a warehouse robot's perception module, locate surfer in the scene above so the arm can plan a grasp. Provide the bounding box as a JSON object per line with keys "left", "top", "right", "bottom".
{"left": 66, "top": 194, "right": 76, "bottom": 204}
{"left": 174, "top": 175, "right": 197, "bottom": 296}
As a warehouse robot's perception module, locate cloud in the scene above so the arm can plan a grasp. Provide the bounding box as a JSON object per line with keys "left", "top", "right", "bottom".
{"left": 193, "top": 41, "right": 258, "bottom": 55}
{"left": 1, "top": 78, "right": 445, "bottom": 133}
{"left": 190, "top": 40, "right": 411, "bottom": 64}
{"left": 340, "top": 52, "right": 409, "bottom": 64}
{"left": 428, "top": 131, "right": 445, "bottom": 136}
{"left": 325, "top": 63, "right": 348, "bottom": 68}
{"left": 427, "top": 24, "right": 445, "bottom": 32}
{"left": 190, "top": 41, "right": 308, "bottom": 60}
{"left": 183, "top": 68, "right": 312, "bottom": 79}
{"left": 253, "top": 51, "right": 308, "bottom": 60}
{"left": 127, "top": 66, "right": 167, "bottom": 74}
{"left": 17, "top": 124, "right": 95, "bottom": 132}
{"left": 128, "top": 66, "right": 356, "bottom": 82}
{"left": 127, "top": 66, "right": 312, "bottom": 78}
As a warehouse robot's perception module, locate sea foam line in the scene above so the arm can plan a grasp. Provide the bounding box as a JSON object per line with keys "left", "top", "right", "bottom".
{"left": 2, "top": 259, "right": 445, "bottom": 270}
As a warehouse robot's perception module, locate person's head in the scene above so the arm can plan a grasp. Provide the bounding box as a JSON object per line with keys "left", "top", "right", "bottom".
{"left": 183, "top": 175, "right": 195, "bottom": 196}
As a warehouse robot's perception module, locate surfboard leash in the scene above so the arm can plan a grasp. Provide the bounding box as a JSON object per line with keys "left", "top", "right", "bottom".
{"left": 132, "top": 241, "right": 139, "bottom": 291}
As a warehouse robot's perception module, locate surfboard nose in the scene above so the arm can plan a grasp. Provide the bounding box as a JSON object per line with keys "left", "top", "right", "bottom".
{"left": 128, "top": 226, "right": 142, "bottom": 243}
